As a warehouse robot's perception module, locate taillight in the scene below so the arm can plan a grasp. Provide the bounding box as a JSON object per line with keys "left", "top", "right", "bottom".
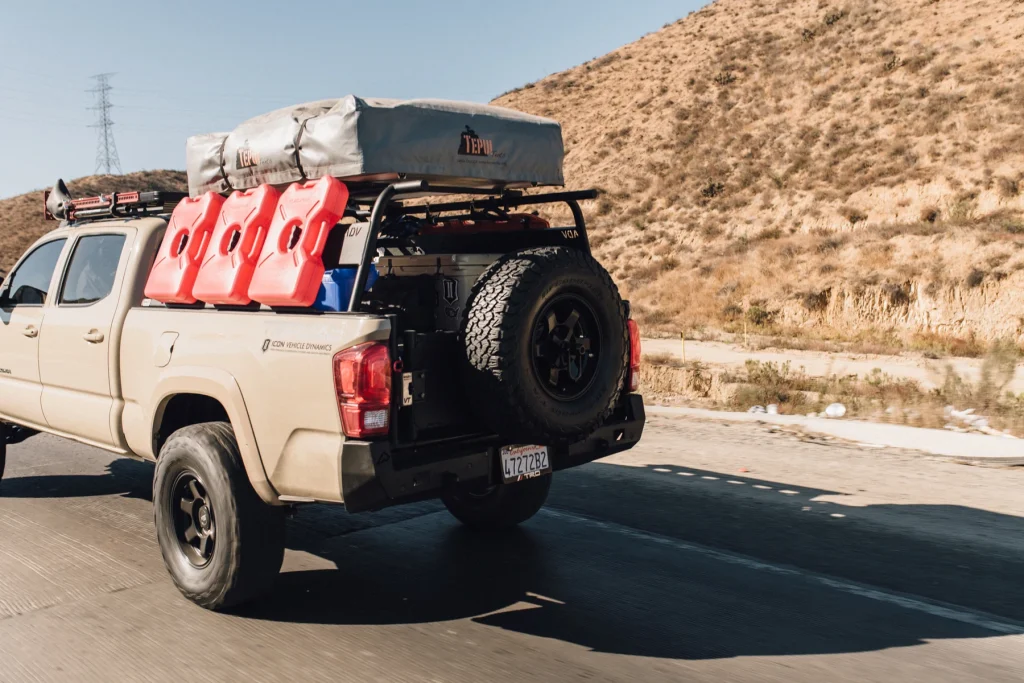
{"left": 627, "top": 319, "right": 641, "bottom": 392}
{"left": 333, "top": 342, "right": 391, "bottom": 438}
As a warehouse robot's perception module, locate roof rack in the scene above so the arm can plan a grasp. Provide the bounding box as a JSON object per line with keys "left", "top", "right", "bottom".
{"left": 44, "top": 189, "right": 188, "bottom": 222}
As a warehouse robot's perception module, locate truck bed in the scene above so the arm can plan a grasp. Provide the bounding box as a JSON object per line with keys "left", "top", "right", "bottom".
{"left": 120, "top": 306, "right": 390, "bottom": 503}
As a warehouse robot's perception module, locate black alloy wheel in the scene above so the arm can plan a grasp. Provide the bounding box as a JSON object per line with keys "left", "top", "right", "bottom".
{"left": 531, "top": 294, "right": 602, "bottom": 402}
{"left": 171, "top": 471, "right": 216, "bottom": 567}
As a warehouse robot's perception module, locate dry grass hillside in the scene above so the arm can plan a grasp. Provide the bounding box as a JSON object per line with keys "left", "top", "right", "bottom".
{"left": 0, "top": 171, "right": 187, "bottom": 273}
{"left": 495, "top": 0, "right": 1024, "bottom": 352}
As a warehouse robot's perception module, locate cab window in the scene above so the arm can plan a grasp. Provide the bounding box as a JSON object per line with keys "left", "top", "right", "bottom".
{"left": 1, "top": 239, "right": 67, "bottom": 307}
{"left": 59, "top": 234, "right": 127, "bottom": 306}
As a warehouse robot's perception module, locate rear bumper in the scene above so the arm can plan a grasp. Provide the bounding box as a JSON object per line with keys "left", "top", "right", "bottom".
{"left": 340, "top": 394, "right": 646, "bottom": 512}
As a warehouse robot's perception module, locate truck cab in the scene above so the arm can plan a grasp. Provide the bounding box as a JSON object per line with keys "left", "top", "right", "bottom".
{"left": 0, "top": 222, "right": 131, "bottom": 445}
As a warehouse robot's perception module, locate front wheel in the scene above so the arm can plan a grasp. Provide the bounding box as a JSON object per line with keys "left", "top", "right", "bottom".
{"left": 153, "top": 422, "right": 285, "bottom": 610}
{"left": 442, "top": 474, "right": 552, "bottom": 531}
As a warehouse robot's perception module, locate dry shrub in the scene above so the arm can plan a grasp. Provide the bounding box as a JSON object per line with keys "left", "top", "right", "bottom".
{"left": 935, "top": 340, "right": 1023, "bottom": 422}
{"left": 726, "top": 360, "right": 809, "bottom": 411}
{"left": 816, "top": 236, "right": 847, "bottom": 254}
{"left": 966, "top": 268, "right": 985, "bottom": 288}
{"left": 839, "top": 206, "right": 868, "bottom": 224}
{"left": 802, "top": 289, "right": 830, "bottom": 311}
{"left": 996, "top": 176, "right": 1021, "bottom": 198}
{"left": 947, "top": 193, "right": 978, "bottom": 223}
{"left": 919, "top": 205, "right": 940, "bottom": 223}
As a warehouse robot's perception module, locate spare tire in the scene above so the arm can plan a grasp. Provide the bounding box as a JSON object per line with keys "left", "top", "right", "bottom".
{"left": 461, "top": 246, "right": 628, "bottom": 444}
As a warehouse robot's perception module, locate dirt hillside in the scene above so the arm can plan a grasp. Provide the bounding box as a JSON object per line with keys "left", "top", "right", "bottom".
{"left": 0, "top": 171, "right": 187, "bottom": 273}
{"left": 494, "top": 0, "right": 1024, "bottom": 351}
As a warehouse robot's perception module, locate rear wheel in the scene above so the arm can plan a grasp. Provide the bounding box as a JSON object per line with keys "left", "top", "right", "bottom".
{"left": 442, "top": 475, "right": 552, "bottom": 531}
{"left": 153, "top": 422, "right": 285, "bottom": 610}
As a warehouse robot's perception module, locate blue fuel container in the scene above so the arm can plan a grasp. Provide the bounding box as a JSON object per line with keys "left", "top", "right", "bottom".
{"left": 313, "top": 267, "right": 378, "bottom": 312}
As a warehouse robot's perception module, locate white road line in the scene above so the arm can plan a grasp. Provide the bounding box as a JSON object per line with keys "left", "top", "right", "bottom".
{"left": 542, "top": 508, "right": 1024, "bottom": 636}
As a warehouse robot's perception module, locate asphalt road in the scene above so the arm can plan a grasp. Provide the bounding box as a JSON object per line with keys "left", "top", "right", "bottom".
{"left": 1, "top": 416, "right": 1023, "bottom": 682}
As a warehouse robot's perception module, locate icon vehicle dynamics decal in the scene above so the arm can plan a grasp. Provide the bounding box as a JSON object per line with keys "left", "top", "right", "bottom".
{"left": 261, "top": 338, "right": 333, "bottom": 355}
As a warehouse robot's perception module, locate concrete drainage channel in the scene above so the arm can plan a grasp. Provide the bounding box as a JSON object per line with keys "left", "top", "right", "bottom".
{"left": 646, "top": 405, "right": 1024, "bottom": 465}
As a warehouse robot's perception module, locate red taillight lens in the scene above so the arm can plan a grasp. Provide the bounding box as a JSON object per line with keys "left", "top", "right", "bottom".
{"left": 627, "top": 319, "right": 641, "bottom": 392}
{"left": 333, "top": 342, "right": 391, "bottom": 438}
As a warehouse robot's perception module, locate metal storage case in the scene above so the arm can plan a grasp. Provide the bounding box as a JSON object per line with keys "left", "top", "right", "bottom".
{"left": 374, "top": 254, "right": 500, "bottom": 331}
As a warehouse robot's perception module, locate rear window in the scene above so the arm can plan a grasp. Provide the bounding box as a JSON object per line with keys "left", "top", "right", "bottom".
{"left": 60, "top": 234, "right": 127, "bottom": 305}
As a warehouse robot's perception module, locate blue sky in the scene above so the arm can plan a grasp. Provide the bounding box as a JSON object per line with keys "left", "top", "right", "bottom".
{"left": 0, "top": 0, "right": 706, "bottom": 198}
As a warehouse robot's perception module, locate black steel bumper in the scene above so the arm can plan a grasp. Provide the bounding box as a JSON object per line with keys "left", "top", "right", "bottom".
{"left": 340, "top": 394, "right": 646, "bottom": 513}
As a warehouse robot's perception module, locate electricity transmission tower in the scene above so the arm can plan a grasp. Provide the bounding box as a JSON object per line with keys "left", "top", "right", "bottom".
{"left": 88, "top": 73, "right": 122, "bottom": 175}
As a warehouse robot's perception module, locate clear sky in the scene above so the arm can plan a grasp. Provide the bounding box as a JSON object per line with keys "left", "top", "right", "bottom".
{"left": 0, "top": 0, "right": 706, "bottom": 198}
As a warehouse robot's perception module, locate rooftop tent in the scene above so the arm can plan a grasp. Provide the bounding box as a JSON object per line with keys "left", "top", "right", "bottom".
{"left": 186, "top": 96, "right": 565, "bottom": 199}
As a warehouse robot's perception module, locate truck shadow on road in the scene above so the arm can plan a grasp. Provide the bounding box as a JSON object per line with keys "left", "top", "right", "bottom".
{"left": 238, "top": 461, "right": 1024, "bottom": 661}
{"left": 3, "top": 453, "right": 1021, "bottom": 661}
{"left": 0, "top": 457, "right": 154, "bottom": 501}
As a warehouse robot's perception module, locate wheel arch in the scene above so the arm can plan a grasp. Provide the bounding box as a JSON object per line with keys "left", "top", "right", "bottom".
{"left": 148, "top": 367, "right": 279, "bottom": 505}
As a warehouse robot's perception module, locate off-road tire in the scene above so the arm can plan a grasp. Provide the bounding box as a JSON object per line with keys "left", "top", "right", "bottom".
{"left": 442, "top": 474, "right": 552, "bottom": 531}
{"left": 461, "top": 246, "right": 628, "bottom": 444}
{"left": 153, "top": 422, "right": 285, "bottom": 610}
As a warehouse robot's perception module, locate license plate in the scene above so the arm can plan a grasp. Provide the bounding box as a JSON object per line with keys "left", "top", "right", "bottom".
{"left": 500, "top": 444, "right": 551, "bottom": 483}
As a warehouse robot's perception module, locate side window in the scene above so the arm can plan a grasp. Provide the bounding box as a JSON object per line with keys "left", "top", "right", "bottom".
{"left": 59, "top": 234, "right": 127, "bottom": 306}
{"left": 3, "top": 239, "right": 67, "bottom": 306}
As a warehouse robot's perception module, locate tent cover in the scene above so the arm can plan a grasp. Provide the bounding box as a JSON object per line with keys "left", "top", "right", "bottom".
{"left": 186, "top": 96, "right": 564, "bottom": 198}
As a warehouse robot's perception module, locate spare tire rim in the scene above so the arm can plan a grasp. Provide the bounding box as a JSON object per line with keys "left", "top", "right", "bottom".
{"left": 531, "top": 293, "right": 601, "bottom": 402}
{"left": 170, "top": 471, "right": 216, "bottom": 568}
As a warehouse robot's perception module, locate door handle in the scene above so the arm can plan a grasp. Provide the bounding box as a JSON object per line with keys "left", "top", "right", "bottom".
{"left": 84, "top": 330, "right": 105, "bottom": 344}
{"left": 22, "top": 325, "right": 38, "bottom": 338}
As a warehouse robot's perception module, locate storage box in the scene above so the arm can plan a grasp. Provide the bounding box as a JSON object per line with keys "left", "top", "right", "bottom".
{"left": 374, "top": 254, "right": 500, "bottom": 331}
{"left": 314, "top": 266, "right": 379, "bottom": 312}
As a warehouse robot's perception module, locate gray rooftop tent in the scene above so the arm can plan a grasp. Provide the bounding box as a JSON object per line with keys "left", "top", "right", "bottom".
{"left": 186, "top": 96, "right": 565, "bottom": 200}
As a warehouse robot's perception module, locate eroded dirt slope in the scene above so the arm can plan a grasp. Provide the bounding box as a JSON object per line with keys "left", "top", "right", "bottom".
{"left": 495, "top": 0, "right": 1024, "bottom": 346}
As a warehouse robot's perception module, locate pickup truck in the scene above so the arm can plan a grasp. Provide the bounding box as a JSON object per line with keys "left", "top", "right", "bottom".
{"left": 0, "top": 179, "right": 645, "bottom": 610}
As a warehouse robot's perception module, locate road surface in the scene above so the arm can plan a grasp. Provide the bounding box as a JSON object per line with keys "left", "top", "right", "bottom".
{"left": 1, "top": 414, "right": 1023, "bottom": 682}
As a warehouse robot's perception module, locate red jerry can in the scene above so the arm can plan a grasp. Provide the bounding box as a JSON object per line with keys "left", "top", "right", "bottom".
{"left": 248, "top": 176, "right": 349, "bottom": 307}
{"left": 193, "top": 184, "right": 281, "bottom": 306}
{"left": 144, "top": 192, "right": 225, "bottom": 304}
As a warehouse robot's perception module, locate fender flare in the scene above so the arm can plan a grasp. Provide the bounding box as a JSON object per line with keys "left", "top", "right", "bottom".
{"left": 150, "top": 367, "right": 279, "bottom": 505}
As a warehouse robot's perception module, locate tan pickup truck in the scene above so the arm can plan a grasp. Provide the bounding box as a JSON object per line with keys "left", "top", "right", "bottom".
{"left": 0, "top": 180, "right": 645, "bottom": 610}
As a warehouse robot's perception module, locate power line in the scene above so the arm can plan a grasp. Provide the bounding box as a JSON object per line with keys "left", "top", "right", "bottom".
{"left": 0, "top": 113, "right": 85, "bottom": 129}
{"left": 88, "top": 73, "right": 122, "bottom": 175}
